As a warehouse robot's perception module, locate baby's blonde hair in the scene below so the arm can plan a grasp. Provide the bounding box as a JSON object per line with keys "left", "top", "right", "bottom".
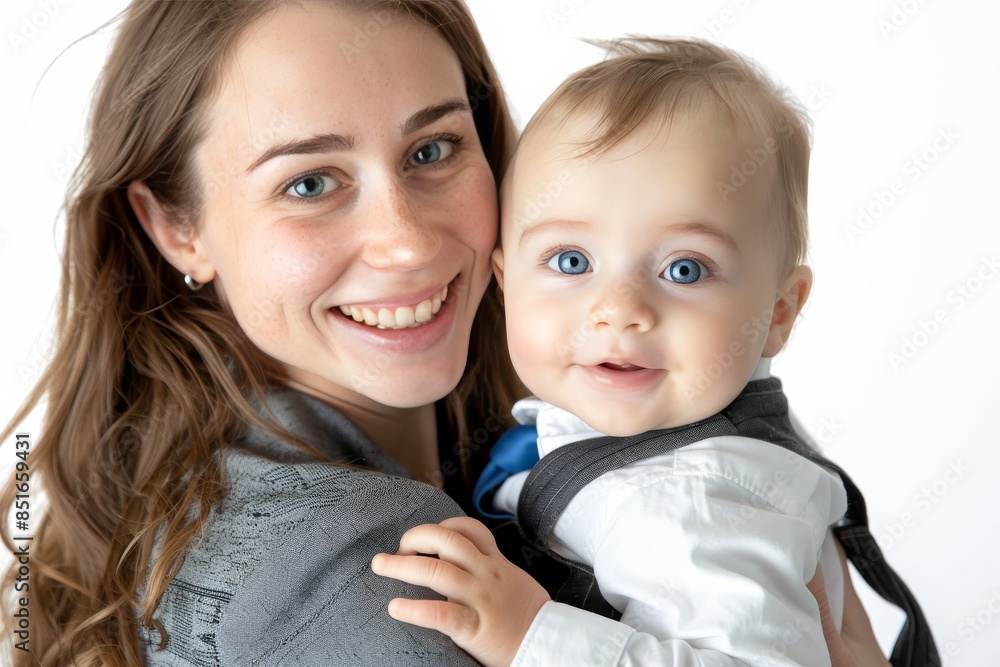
{"left": 514, "top": 37, "right": 812, "bottom": 277}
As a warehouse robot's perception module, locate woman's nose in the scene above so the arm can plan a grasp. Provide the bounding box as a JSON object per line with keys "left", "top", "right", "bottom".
{"left": 358, "top": 179, "right": 442, "bottom": 270}
{"left": 587, "top": 278, "right": 656, "bottom": 333}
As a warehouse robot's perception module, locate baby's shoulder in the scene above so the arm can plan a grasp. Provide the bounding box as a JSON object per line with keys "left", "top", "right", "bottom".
{"left": 610, "top": 434, "right": 845, "bottom": 519}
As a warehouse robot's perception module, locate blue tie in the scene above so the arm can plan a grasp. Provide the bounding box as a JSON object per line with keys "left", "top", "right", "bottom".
{"left": 473, "top": 424, "right": 540, "bottom": 519}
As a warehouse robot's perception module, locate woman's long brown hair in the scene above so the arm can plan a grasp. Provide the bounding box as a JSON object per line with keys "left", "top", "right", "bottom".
{"left": 0, "top": 1, "right": 519, "bottom": 664}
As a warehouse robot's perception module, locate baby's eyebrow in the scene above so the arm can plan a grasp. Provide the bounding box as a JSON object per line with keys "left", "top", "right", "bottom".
{"left": 516, "top": 219, "right": 741, "bottom": 255}
{"left": 517, "top": 219, "right": 592, "bottom": 248}
{"left": 665, "top": 222, "right": 741, "bottom": 254}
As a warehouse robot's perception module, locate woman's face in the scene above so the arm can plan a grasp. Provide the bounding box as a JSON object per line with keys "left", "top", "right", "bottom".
{"left": 191, "top": 2, "right": 497, "bottom": 410}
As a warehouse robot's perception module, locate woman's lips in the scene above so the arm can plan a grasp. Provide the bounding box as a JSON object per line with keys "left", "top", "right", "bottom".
{"left": 338, "top": 284, "right": 448, "bottom": 329}
{"left": 327, "top": 278, "right": 458, "bottom": 354}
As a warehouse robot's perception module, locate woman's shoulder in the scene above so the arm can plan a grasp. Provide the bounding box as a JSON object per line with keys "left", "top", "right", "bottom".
{"left": 232, "top": 385, "right": 413, "bottom": 473}
{"left": 143, "top": 388, "right": 477, "bottom": 666}
{"left": 205, "top": 385, "right": 446, "bottom": 560}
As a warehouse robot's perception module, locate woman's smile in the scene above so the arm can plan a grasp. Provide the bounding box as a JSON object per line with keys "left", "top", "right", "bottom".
{"left": 337, "top": 281, "right": 451, "bottom": 329}
{"left": 326, "top": 277, "right": 460, "bottom": 355}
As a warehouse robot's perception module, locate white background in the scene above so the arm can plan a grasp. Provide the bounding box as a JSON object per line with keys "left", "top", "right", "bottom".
{"left": 1, "top": 1, "right": 997, "bottom": 664}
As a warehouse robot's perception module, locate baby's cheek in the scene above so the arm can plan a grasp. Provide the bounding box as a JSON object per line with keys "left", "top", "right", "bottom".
{"left": 505, "top": 298, "right": 564, "bottom": 397}
{"left": 506, "top": 309, "right": 541, "bottom": 378}
{"left": 692, "top": 309, "right": 767, "bottom": 402}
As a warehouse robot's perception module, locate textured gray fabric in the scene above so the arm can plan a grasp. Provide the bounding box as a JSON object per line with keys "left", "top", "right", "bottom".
{"left": 142, "top": 387, "right": 478, "bottom": 666}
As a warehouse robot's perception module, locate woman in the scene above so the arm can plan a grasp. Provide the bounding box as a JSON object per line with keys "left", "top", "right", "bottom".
{"left": 0, "top": 1, "right": 883, "bottom": 665}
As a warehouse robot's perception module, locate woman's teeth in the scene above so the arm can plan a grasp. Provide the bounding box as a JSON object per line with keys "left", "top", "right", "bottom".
{"left": 338, "top": 285, "right": 447, "bottom": 329}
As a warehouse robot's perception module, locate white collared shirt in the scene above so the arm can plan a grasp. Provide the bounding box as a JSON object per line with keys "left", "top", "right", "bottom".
{"left": 497, "top": 360, "right": 849, "bottom": 666}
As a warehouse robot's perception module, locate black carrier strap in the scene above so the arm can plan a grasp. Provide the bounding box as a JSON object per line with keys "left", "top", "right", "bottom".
{"left": 518, "top": 413, "right": 739, "bottom": 544}
{"left": 515, "top": 378, "right": 939, "bottom": 667}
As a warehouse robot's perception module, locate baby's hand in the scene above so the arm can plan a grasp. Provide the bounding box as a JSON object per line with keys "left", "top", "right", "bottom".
{"left": 371, "top": 516, "right": 550, "bottom": 667}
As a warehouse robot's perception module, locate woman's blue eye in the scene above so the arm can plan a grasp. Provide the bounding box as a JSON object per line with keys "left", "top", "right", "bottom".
{"left": 547, "top": 250, "right": 590, "bottom": 275}
{"left": 286, "top": 173, "right": 338, "bottom": 199}
{"left": 411, "top": 140, "right": 454, "bottom": 166}
{"left": 664, "top": 258, "right": 705, "bottom": 284}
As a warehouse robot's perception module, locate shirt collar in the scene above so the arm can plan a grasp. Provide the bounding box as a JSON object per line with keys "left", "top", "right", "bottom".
{"left": 513, "top": 357, "right": 773, "bottom": 458}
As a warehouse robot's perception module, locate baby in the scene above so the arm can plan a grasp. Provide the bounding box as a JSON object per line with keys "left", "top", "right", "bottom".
{"left": 373, "top": 38, "right": 888, "bottom": 666}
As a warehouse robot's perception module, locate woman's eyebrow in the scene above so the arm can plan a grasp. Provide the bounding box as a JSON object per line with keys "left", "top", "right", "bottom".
{"left": 246, "top": 99, "right": 471, "bottom": 173}
{"left": 247, "top": 133, "right": 355, "bottom": 173}
{"left": 400, "top": 98, "right": 471, "bottom": 136}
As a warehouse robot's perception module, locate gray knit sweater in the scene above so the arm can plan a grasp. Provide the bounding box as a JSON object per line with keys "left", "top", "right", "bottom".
{"left": 141, "top": 388, "right": 479, "bottom": 666}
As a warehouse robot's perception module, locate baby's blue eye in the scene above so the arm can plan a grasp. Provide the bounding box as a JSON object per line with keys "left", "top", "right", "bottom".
{"left": 286, "top": 173, "right": 338, "bottom": 199}
{"left": 547, "top": 250, "right": 590, "bottom": 275}
{"left": 410, "top": 140, "right": 454, "bottom": 166}
{"left": 664, "top": 258, "right": 705, "bottom": 284}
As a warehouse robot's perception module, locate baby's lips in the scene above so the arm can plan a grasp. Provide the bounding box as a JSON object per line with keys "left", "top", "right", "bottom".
{"left": 599, "top": 361, "right": 646, "bottom": 371}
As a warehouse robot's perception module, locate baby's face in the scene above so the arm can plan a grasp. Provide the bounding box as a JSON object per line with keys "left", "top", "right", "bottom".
{"left": 497, "top": 114, "right": 788, "bottom": 435}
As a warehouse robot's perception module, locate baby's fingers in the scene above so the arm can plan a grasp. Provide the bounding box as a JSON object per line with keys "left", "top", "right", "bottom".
{"left": 371, "top": 552, "right": 474, "bottom": 600}
{"left": 396, "top": 523, "right": 484, "bottom": 573}
{"left": 386, "top": 597, "right": 479, "bottom": 641}
{"left": 438, "top": 516, "right": 501, "bottom": 557}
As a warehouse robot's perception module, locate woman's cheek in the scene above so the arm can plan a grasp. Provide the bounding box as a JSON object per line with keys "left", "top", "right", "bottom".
{"left": 223, "top": 238, "right": 327, "bottom": 347}
{"left": 226, "top": 276, "right": 292, "bottom": 350}
{"left": 458, "top": 171, "right": 501, "bottom": 268}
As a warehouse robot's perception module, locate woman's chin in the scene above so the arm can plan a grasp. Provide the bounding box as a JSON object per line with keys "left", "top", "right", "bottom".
{"left": 282, "top": 363, "right": 462, "bottom": 411}
{"left": 367, "top": 368, "right": 464, "bottom": 409}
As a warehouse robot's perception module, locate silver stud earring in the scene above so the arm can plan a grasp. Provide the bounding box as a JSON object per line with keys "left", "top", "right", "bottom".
{"left": 184, "top": 274, "right": 204, "bottom": 291}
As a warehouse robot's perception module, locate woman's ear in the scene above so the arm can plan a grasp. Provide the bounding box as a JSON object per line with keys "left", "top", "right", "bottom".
{"left": 491, "top": 247, "right": 505, "bottom": 290}
{"left": 762, "top": 265, "right": 812, "bottom": 358}
{"left": 127, "top": 181, "right": 215, "bottom": 285}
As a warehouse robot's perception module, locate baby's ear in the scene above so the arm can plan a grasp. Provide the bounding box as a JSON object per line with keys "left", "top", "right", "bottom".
{"left": 128, "top": 181, "right": 216, "bottom": 285}
{"left": 762, "top": 265, "right": 812, "bottom": 358}
{"left": 491, "top": 247, "right": 505, "bottom": 290}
